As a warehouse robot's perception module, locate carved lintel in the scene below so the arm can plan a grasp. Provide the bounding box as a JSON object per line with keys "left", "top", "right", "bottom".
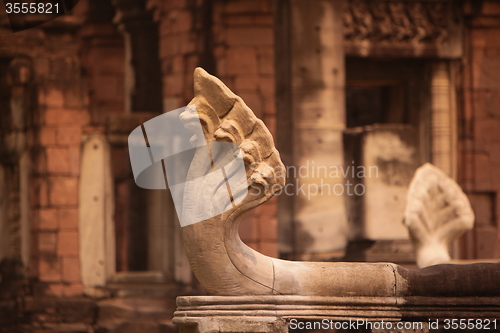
{"left": 343, "top": 0, "right": 463, "bottom": 58}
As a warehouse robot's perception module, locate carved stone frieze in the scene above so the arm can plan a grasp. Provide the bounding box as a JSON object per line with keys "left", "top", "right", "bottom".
{"left": 343, "top": 0, "right": 462, "bottom": 58}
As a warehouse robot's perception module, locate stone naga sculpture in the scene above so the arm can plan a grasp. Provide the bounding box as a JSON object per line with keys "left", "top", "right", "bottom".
{"left": 176, "top": 68, "right": 500, "bottom": 298}
{"left": 403, "top": 163, "right": 475, "bottom": 268}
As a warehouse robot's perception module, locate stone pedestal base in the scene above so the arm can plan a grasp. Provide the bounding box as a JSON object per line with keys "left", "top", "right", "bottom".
{"left": 173, "top": 295, "right": 500, "bottom": 333}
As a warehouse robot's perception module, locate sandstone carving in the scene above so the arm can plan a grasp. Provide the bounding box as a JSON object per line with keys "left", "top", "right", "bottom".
{"left": 403, "top": 163, "right": 474, "bottom": 268}
{"left": 179, "top": 68, "right": 499, "bottom": 298}
{"left": 342, "top": 0, "right": 462, "bottom": 58}
{"left": 180, "top": 68, "right": 404, "bottom": 296}
{"left": 343, "top": 0, "right": 449, "bottom": 45}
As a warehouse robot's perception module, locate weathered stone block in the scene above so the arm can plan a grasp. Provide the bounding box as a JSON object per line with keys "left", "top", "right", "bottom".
{"left": 58, "top": 209, "right": 79, "bottom": 230}
{"left": 472, "top": 89, "right": 500, "bottom": 119}
{"left": 63, "top": 79, "right": 88, "bottom": 110}
{"left": 162, "top": 0, "right": 187, "bottom": 11}
{"left": 258, "top": 76, "right": 274, "bottom": 97}
{"left": 39, "top": 178, "right": 50, "bottom": 208}
{"left": 38, "top": 232, "right": 57, "bottom": 253}
{"left": 474, "top": 153, "right": 493, "bottom": 191}
{"left": 224, "top": 14, "right": 255, "bottom": 27}
{"left": 57, "top": 230, "right": 79, "bottom": 256}
{"left": 472, "top": 52, "right": 500, "bottom": 89}
{"left": 483, "top": 0, "right": 500, "bottom": 15}
{"left": 93, "top": 76, "right": 123, "bottom": 100}
{"left": 40, "top": 127, "right": 57, "bottom": 146}
{"left": 487, "top": 143, "right": 500, "bottom": 166}
{"left": 46, "top": 147, "right": 70, "bottom": 174}
{"left": 62, "top": 283, "right": 84, "bottom": 297}
{"left": 163, "top": 55, "right": 184, "bottom": 75}
{"left": 224, "top": 0, "right": 271, "bottom": 14}
{"left": 226, "top": 28, "right": 273, "bottom": 46}
{"left": 67, "top": 146, "right": 81, "bottom": 177}
{"left": 257, "top": 48, "right": 274, "bottom": 75}
{"left": 62, "top": 256, "right": 81, "bottom": 283}
{"left": 234, "top": 75, "right": 259, "bottom": 91}
{"left": 161, "top": 33, "right": 197, "bottom": 57}
{"left": 57, "top": 127, "right": 82, "bottom": 145}
{"left": 475, "top": 119, "right": 500, "bottom": 143}
{"left": 226, "top": 47, "right": 258, "bottom": 75}
{"left": 493, "top": 166, "right": 500, "bottom": 190}
{"left": 45, "top": 109, "right": 90, "bottom": 127}
{"left": 39, "top": 209, "right": 58, "bottom": 230}
{"left": 468, "top": 193, "right": 494, "bottom": 226}
{"left": 475, "top": 225, "right": 498, "bottom": 259}
{"left": 166, "top": 10, "right": 192, "bottom": 34}
{"left": 45, "top": 89, "right": 65, "bottom": 108}
{"left": 164, "top": 74, "right": 185, "bottom": 96}
{"left": 39, "top": 257, "right": 61, "bottom": 283}
{"left": 49, "top": 177, "right": 79, "bottom": 206}
{"left": 225, "top": 14, "right": 273, "bottom": 27}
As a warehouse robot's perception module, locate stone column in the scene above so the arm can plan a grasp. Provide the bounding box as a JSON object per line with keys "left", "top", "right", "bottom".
{"left": 430, "top": 61, "right": 459, "bottom": 258}
{"left": 79, "top": 133, "right": 115, "bottom": 297}
{"left": 112, "top": 0, "right": 162, "bottom": 113}
{"left": 276, "top": 0, "right": 347, "bottom": 259}
{"left": 430, "top": 62, "right": 457, "bottom": 178}
{"left": 0, "top": 58, "right": 32, "bottom": 268}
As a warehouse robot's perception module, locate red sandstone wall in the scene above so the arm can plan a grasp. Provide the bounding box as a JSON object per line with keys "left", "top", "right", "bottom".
{"left": 149, "top": 0, "right": 203, "bottom": 109}
{"left": 460, "top": 0, "right": 500, "bottom": 259}
{"left": 151, "top": 0, "right": 279, "bottom": 257}
{"left": 5, "top": 0, "right": 499, "bottom": 308}
{"left": 212, "top": 0, "right": 278, "bottom": 257}
{"left": 30, "top": 34, "right": 90, "bottom": 297}
{"left": 80, "top": 24, "right": 125, "bottom": 120}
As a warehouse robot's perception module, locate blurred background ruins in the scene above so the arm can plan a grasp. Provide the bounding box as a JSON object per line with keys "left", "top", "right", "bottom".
{"left": 0, "top": 0, "right": 499, "bottom": 332}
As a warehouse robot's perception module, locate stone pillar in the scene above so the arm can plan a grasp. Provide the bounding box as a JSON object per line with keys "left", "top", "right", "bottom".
{"left": 0, "top": 165, "right": 6, "bottom": 263}
{"left": 430, "top": 62, "right": 456, "bottom": 178}
{"left": 79, "top": 133, "right": 115, "bottom": 297}
{"left": 430, "top": 61, "right": 460, "bottom": 257}
{"left": 112, "top": 0, "right": 162, "bottom": 113}
{"left": 276, "top": 0, "right": 347, "bottom": 259}
{"left": 0, "top": 58, "right": 32, "bottom": 268}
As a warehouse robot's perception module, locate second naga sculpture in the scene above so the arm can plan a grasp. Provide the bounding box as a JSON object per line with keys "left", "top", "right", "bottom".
{"left": 178, "top": 68, "right": 500, "bottom": 297}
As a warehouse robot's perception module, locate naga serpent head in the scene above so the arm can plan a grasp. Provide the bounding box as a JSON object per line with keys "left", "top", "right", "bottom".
{"left": 179, "top": 68, "right": 285, "bottom": 223}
